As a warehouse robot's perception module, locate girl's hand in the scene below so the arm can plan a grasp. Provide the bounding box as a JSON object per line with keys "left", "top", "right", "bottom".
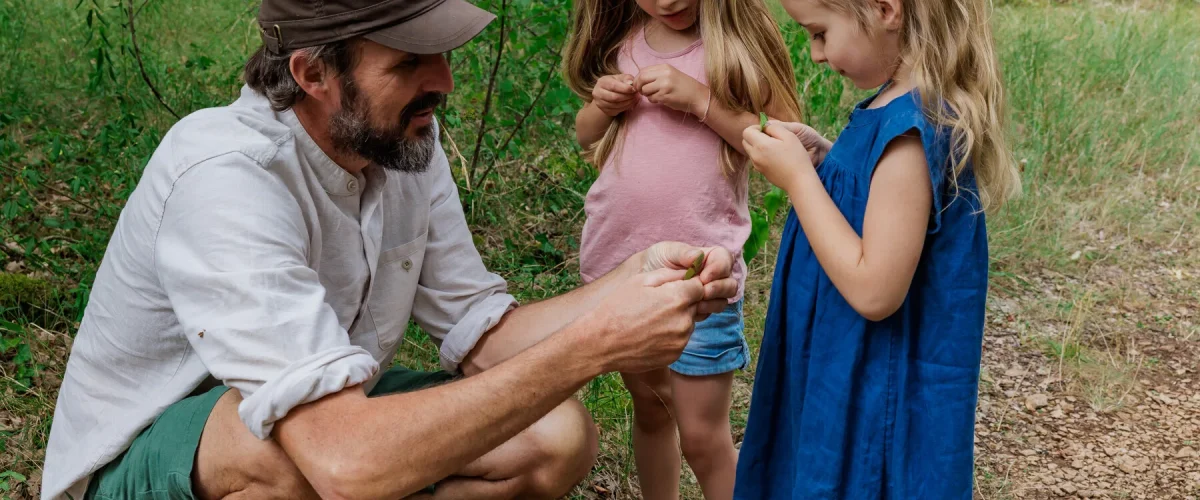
{"left": 634, "top": 64, "right": 708, "bottom": 115}
{"left": 742, "top": 123, "right": 815, "bottom": 191}
{"left": 768, "top": 120, "right": 833, "bottom": 166}
{"left": 592, "top": 74, "right": 639, "bottom": 117}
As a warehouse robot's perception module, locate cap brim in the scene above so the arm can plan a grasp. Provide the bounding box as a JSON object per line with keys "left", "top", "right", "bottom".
{"left": 364, "top": 0, "right": 496, "bottom": 54}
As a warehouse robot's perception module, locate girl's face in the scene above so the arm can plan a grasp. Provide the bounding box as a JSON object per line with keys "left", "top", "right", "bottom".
{"left": 635, "top": 0, "right": 701, "bottom": 32}
{"left": 782, "top": 0, "right": 902, "bottom": 89}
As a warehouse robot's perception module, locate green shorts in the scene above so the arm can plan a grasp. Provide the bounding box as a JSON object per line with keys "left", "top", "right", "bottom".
{"left": 84, "top": 366, "right": 456, "bottom": 499}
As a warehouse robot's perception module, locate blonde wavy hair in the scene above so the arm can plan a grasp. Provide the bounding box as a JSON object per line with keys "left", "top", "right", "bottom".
{"left": 563, "top": 0, "right": 803, "bottom": 178}
{"left": 824, "top": 0, "right": 1021, "bottom": 212}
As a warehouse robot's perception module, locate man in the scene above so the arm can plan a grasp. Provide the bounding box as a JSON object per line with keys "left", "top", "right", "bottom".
{"left": 41, "top": 0, "right": 740, "bottom": 499}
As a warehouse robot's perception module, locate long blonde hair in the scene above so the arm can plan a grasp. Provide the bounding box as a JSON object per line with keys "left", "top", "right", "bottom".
{"left": 563, "top": 0, "right": 803, "bottom": 178}
{"left": 823, "top": 0, "right": 1021, "bottom": 212}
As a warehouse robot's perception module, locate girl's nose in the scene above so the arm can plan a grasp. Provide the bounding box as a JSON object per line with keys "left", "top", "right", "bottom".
{"left": 810, "top": 44, "right": 827, "bottom": 65}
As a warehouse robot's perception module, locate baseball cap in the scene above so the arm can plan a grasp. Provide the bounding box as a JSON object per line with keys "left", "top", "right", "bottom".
{"left": 257, "top": 0, "right": 496, "bottom": 55}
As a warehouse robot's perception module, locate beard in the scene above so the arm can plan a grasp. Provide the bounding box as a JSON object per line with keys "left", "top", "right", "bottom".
{"left": 328, "top": 75, "right": 445, "bottom": 173}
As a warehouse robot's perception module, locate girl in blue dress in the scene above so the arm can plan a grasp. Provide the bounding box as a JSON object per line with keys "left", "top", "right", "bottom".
{"left": 736, "top": 0, "right": 1022, "bottom": 496}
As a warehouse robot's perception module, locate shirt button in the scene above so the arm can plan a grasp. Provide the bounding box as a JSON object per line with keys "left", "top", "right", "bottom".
{"left": 346, "top": 178, "right": 358, "bottom": 193}
{"left": 402, "top": 259, "right": 413, "bottom": 271}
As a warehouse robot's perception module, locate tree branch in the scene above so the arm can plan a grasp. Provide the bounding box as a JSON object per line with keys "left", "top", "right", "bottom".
{"left": 475, "top": 52, "right": 560, "bottom": 187}
{"left": 0, "top": 164, "right": 113, "bottom": 221}
{"left": 467, "top": 0, "right": 507, "bottom": 177}
{"left": 126, "top": 0, "right": 179, "bottom": 119}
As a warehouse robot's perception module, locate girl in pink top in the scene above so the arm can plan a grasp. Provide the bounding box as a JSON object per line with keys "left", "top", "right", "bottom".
{"left": 565, "top": 1, "right": 802, "bottom": 498}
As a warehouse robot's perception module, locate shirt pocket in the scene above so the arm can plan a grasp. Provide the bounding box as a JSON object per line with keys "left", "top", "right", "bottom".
{"left": 368, "top": 232, "right": 427, "bottom": 352}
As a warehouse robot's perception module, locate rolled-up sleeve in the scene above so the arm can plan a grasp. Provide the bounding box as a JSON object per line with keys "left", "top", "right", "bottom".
{"left": 412, "top": 137, "right": 518, "bottom": 373}
{"left": 154, "top": 153, "right": 378, "bottom": 439}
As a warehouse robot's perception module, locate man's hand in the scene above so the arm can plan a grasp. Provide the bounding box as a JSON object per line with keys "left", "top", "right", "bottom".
{"left": 582, "top": 268, "right": 705, "bottom": 374}
{"left": 639, "top": 242, "right": 738, "bottom": 320}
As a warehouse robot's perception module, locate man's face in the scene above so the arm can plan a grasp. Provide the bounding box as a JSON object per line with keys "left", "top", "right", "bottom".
{"left": 329, "top": 40, "right": 455, "bottom": 173}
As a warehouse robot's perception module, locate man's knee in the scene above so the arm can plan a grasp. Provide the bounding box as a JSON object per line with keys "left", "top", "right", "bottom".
{"left": 521, "top": 399, "right": 598, "bottom": 498}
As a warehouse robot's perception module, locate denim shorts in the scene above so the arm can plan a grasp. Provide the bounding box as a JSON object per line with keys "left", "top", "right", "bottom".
{"left": 670, "top": 299, "right": 750, "bottom": 376}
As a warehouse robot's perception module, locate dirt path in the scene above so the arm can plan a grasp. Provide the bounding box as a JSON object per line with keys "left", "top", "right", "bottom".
{"left": 974, "top": 261, "right": 1200, "bottom": 499}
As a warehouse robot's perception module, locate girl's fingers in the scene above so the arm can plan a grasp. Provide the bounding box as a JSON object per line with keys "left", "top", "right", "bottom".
{"left": 602, "top": 78, "right": 637, "bottom": 95}
{"left": 638, "top": 79, "right": 665, "bottom": 97}
{"left": 595, "top": 88, "right": 633, "bottom": 105}
{"left": 742, "top": 125, "right": 771, "bottom": 147}
{"left": 766, "top": 120, "right": 808, "bottom": 134}
{"left": 634, "top": 69, "right": 664, "bottom": 93}
{"left": 763, "top": 123, "right": 800, "bottom": 142}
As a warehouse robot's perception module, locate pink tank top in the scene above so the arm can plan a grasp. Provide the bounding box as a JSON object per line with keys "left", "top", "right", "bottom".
{"left": 579, "top": 26, "right": 749, "bottom": 303}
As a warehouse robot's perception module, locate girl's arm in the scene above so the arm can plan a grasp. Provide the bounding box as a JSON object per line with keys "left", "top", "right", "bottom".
{"left": 576, "top": 74, "right": 639, "bottom": 149}
{"left": 575, "top": 101, "right": 617, "bottom": 148}
{"left": 743, "top": 126, "right": 932, "bottom": 321}
{"left": 699, "top": 94, "right": 799, "bottom": 156}
{"left": 634, "top": 64, "right": 800, "bottom": 155}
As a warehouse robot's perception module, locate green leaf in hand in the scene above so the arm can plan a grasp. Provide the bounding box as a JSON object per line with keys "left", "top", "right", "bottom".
{"left": 683, "top": 251, "right": 705, "bottom": 280}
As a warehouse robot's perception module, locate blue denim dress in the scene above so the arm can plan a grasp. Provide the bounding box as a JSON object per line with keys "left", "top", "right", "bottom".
{"left": 735, "top": 88, "right": 989, "bottom": 499}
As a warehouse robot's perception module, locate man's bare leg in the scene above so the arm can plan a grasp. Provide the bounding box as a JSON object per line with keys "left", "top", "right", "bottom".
{"left": 193, "top": 389, "right": 598, "bottom": 500}
{"left": 408, "top": 396, "right": 598, "bottom": 499}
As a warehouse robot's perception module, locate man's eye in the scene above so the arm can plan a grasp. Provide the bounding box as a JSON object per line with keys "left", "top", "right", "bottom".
{"left": 395, "top": 58, "right": 419, "bottom": 70}
{"left": 813, "top": 32, "right": 825, "bottom": 41}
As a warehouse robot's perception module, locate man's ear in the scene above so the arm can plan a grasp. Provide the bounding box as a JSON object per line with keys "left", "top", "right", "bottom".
{"left": 874, "top": 0, "right": 904, "bottom": 31}
{"left": 290, "top": 51, "right": 336, "bottom": 105}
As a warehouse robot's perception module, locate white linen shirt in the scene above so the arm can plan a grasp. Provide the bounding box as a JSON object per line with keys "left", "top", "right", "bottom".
{"left": 41, "top": 85, "right": 518, "bottom": 500}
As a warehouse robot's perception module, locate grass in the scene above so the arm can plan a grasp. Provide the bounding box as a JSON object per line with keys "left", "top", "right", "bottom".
{"left": 2, "top": 0, "right": 1199, "bottom": 498}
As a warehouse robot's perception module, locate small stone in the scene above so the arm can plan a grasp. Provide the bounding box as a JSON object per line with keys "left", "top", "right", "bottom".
{"left": 1006, "top": 366, "right": 1028, "bottom": 377}
{"left": 1061, "top": 482, "right": 1078, "bottom": 494}
{"left": 1021, "top": 449, "right": 1038, "bottom": 456}
{"left": 1051, "top": 486, "right": 1065, "bottom": 496}
{"left": 1052, "top": 409, "right": 1066, "bottom": 419}
{"left": 1177, "top": 446, "right": 1197, "bottom": 458}
{"left": 1119, "top": 460, "right": 1136, "bottom": 474}
{"left": 1027, "top": 394, "right": 1050, "bottom": 411}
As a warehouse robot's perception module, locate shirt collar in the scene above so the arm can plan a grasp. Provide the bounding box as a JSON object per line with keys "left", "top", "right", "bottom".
{"left": 278, "top": 108, "right": 362, "bottom": 197}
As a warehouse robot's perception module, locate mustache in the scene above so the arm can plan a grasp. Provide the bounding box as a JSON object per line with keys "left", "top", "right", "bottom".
{"left": 400, "top": 92, "right": 446, "bottom": 125}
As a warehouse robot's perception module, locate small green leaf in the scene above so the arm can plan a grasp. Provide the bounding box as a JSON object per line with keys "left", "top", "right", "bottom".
{"left": 683, "top": 251, "right": 705, "bottom": 280}
{"left": 743, "top": 210, "right": 770, "bottom": 263}
{"left": 763, "top": 187, "right": 787, "bottom": 224}
{"left": 13, "top": 344, "right": 32, "bottom": 365}
{"left": 0, "top": 470, "right": 27, "bottom": 484}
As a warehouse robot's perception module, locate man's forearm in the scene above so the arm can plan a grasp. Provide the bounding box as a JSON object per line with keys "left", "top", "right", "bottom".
{"left": 460, "top": 251, "right": 641, "bottom": 375}
{"left": 276, "top": 318, "right": 609, "bottom": 500}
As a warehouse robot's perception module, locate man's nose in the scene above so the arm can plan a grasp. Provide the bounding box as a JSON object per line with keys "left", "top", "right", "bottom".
{"left": 421, "top": 53, "right": 454, "bottom": 95}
